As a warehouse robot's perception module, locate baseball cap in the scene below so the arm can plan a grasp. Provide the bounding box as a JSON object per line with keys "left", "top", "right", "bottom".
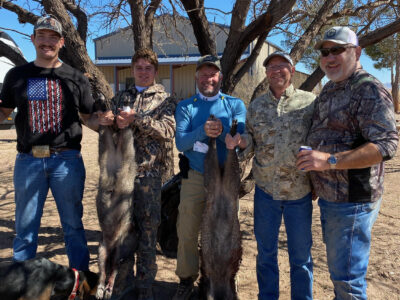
{"left": 263, "top": 51, "right": 293, "bottom": 67}
{"left": 196, "top": 55, "right": 221, "bottom": 71}
{"left": 314, "top": 26, "right": 358, "bottom": 50}
{"left": 34, "top": 16, "right": 63, "bottom": 36}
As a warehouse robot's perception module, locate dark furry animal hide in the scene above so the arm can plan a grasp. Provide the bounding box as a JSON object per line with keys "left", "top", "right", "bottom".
{"left": 0, "top": 257, "right": 98, "bottom": 300}
{"left": 200, "top": 116, "right": 243, "bottom": 300}
{"left": 95, "top": 98, "right": 138, "bottom": 300}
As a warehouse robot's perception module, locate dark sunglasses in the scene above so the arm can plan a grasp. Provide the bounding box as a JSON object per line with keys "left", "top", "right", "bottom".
{"left": 319, "top": 45, "right": 356, "bottom": 57}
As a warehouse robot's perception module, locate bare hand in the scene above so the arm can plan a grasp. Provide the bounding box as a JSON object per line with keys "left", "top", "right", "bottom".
{"left": 97, "top": 110, "right": 115, "bottom": 126}
{"left": 204, "top": 118, "right": 222, "bottom": 138}
{"left": 225, "top": 133, "right": 242, "bottom": 150}
{"left": 296, "top": 150, "right": 331, "bottom": 172}
{"left": 116, "top": 109, "right": 136, "bottom": 129}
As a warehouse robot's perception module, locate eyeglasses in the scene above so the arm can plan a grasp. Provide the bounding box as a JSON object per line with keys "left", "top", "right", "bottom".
{"left": 266, "top": 63, "right": 290, "bottom": 72}
{"left": 319, "top": 45, "right": 356, "bottom": 57}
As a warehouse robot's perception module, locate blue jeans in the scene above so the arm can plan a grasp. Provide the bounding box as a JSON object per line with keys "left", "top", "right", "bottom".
{"left": 319, "top": 198, "right": 381, "bottom": 300}
{"left": 13, "top": 150, "right": 90, "bottom": 270}
{"left": 254, "top": 186, "right": 313, "bottom": 300}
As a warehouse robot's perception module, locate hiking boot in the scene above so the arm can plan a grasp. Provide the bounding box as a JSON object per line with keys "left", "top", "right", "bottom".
{"left": 138, "top": 287, "right": 154, "bottom": 300}
{"left": 172, "top": 277, "right": 194, "bottom": 300}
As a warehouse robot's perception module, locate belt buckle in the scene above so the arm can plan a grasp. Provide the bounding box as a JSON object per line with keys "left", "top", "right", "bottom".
{"left": 32, "top": 145, "right": 50, "bottom": 158}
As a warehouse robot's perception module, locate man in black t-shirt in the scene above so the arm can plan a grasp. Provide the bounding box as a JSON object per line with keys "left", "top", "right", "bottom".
{"left": 0, "top": 16, "right": 98, "bottom": 271}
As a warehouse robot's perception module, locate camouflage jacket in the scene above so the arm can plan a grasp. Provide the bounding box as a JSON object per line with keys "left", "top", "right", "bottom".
{"left": 112, "top": 84, "right": 176, "bottom": 183}
{"left": 240, "top": 85, "right": 316, "bottom": 200}
{"left": 306, "top": 68, "right": 398, "bottom": 203}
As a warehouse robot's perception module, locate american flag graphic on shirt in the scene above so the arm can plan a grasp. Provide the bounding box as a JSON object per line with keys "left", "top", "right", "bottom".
{"left": 27, "top": 78, "right": 63, "bottom": 134}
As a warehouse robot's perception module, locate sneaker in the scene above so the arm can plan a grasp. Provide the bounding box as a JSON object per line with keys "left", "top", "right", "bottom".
{"left": 138, "top": 287, "right": 154, "bottom": 300}
{"left": 172, "top": 277, "right": 194, "bottom": 300}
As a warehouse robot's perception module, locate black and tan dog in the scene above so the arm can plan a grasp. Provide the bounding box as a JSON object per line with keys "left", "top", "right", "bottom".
{"left": 0, "top": 257, "right": 98, "bottom": 300}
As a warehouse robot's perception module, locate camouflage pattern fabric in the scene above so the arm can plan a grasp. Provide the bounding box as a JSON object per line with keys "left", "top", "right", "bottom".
{"left": 306, "top": 68, "right": 398, "bottom": 203}
{"left": 132, "top": 176, "right": 161, "bottom": 288}
{"left": 240, "top": 84, "right": 316, "bottom": 200}
{"left": 112, "top": 84, "right": 176, "bottom": 183}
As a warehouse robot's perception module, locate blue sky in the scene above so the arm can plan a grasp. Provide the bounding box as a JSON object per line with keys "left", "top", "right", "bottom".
{"left": 0, "top": 2, "right": 392, "bottom": 86}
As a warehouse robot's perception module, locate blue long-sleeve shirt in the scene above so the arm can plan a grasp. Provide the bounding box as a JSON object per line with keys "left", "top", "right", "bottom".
{"left": 175, "top": 92, "right": 246, "bottom": 174}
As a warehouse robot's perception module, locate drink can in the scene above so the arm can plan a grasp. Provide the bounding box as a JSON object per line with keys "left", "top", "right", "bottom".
{"left": 122, "top": 106, "right": 131, "bottom": 112}
{"left": 299, "top": 145, "right": 312, "bottom": 152}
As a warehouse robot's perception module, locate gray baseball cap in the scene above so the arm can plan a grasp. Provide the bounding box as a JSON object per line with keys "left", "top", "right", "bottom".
{"left": 196, "top": 55, "right": 221, "bottom": 71}
{"left": 34, "top": 16, "right": 63, "bottom": 36}
{"left": 314, "top": 26, "right": 358, "bottom": 49}
{"left": 263, "top": 51, "right": 293, "bottom": 67}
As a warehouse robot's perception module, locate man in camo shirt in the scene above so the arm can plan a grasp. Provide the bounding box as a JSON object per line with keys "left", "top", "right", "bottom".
{"left": 232, "top": 51, "right": 316, "bottom": 300}
{"left": 297, "top": 27, "right": 398, "bottom": 300}
{"left": 99, "top": 48, "right": 176, "bottom": 300}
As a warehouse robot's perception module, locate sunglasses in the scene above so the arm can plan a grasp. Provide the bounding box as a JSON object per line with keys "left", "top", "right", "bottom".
{"left": 266, "top": 63, "right": 290, "bottom": 72}
{"left": 319, "top": 45, "right": 356, "bottom": 57}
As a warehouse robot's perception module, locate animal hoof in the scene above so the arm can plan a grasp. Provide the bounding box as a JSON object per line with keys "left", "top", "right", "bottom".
{"left": 96, "top": 285, "right": 105, "bottom": 299}
{"left": 105, "top": 288, "right": 113, "bottom": 299}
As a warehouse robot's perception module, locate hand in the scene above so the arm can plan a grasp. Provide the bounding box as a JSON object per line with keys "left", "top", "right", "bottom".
{"left": 204, "top": 118, "right": 222, "bottom": 138}
{"left": 97, "top": 110, "right": 115, "bottom": 126}
{"left": 225, "top": 133, "right": 242, "bottom": 150}
{"left": 296, "top": 150, "right": 331, "bottom": 172}
{"left": 116, "top": 109, "right": 136, "bottom": 129}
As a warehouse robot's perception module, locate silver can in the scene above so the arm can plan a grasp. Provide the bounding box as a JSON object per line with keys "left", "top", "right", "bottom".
{"left": 299, "top": 145, "right": 312, "bottom": 152}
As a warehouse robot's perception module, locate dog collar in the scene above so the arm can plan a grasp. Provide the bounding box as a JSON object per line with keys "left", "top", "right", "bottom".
{"left": 68, "top": 268, "right": 80, "bottom": 300}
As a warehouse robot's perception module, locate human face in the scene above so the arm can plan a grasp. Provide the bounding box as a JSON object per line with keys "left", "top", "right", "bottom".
{"left": 265, "top": 56, "right": 294, "bottom": 92}
{"left": 31, "top": 29, "right": 64, "bottom": 63}
{"left": 132, "top": 58, "right": 157, "bottom": 87}
{"left": 319, "top": 41, "right": 361, "bottom": 83}
{"left": 196, "top": 65, "right": 222, "bottom": 97}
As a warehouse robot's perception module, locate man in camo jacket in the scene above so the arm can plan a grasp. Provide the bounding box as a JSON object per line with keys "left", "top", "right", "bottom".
{"left": 99, "top": 48, "right": 176, "bottom": 300}
{"left": 297, "top": 27, "right": 398, "bottom": 300}
{"left": 233, "top": 51, "right": 316, "bottom": 300}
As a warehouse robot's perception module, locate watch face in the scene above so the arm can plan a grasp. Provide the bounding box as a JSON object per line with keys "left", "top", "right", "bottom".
{"left": 328, "top": 155, "right": 337, "bottom": 164}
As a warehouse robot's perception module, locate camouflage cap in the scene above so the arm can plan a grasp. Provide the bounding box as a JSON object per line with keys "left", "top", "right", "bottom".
{"left": 34, "top": 16, "right": 63, "bottom": 36}
{"left": 263, "top": 51, "right": 293, "bottom": 67}
{"left": 314, "top": 26, "right": 358, "bottom": 50}
{"left": 196, "top": 54, "right": 221, "bottom": 71}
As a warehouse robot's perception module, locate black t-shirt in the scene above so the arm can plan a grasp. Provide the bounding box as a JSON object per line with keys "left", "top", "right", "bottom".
{"left": 0, "top": 62, "right": 94, "bottom": 152}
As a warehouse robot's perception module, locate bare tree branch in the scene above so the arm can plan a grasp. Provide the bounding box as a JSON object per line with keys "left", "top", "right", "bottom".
{"left": 1, "top": 0, "right": 40, "bottom": 25}
{"left": 179, "top": 0, "right": 216, "bottom": 56}
{"left": 0, "top": 27, "right": 30, "bottom": 37}
{"left": 61, "top": 0, "right": 88, "bottom": 42}
{"left": 223, "top": 0, "right": 296, "bottom": 93}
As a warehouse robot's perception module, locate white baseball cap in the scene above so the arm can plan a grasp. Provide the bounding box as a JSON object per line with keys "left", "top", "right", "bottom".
{"left": 314, "top": 26, "right": 358, "bottom": 49}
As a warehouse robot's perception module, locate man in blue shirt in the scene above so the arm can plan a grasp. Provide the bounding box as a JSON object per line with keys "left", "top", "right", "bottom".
{"left": 173, "top": 55, "right": 246, "bottom": 300}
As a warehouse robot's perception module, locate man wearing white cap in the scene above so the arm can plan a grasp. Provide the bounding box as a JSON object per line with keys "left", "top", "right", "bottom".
{"left": 232, "top": 51, "right": 316, "bottom": 299}
{"left": 297, "top": 26, "right": 398, "bottom": 299}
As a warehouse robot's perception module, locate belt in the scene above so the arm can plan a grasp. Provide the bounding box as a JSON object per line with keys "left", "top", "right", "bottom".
{"left": 50, "top": 147, "right": 74, "bottom": 154}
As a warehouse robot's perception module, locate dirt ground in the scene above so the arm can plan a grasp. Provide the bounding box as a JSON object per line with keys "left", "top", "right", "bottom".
{"left": 0, "top": 126, "right": 399, "bottom": 300}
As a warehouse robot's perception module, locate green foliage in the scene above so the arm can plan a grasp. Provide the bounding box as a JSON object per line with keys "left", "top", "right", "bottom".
{"left": 364, "top": 34, "right": 399, "bottom": 70}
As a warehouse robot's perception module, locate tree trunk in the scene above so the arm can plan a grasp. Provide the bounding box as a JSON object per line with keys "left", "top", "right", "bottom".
{"left": 290, "top": 0, "right": 341, "bottom": 64}
{"left": 393, "top": 52, "right": 400, "bottom": 113}
{"left": 222, "top": 0, "right": 296, "bottom": 94}
{"left": 179, "top": 0, "right": 216, "bottom": 56}
{"left": 128, "top": 0, "right": 152, "bottom": 50}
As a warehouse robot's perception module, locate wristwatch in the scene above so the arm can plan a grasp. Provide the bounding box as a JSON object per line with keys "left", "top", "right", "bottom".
{"left": 327, "top": 154, "right": 337, "bottom": 169}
